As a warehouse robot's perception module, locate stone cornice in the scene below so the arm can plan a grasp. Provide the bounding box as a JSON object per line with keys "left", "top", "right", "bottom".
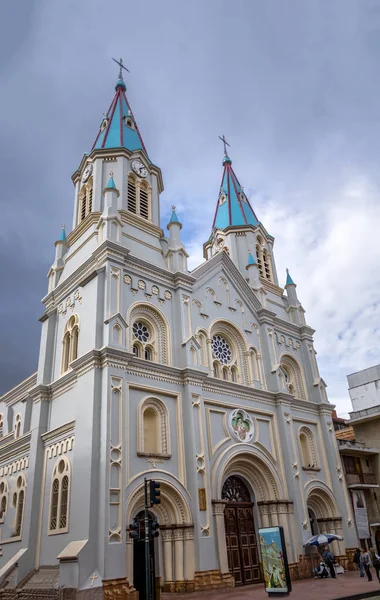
{"left": 257, "top": 307, "right": 277, "bottom": 324}
{"left": 119, "top": 210, "right": 163, "bottom": 238}
{"left": 192, "top": 252, "right": 262, "bottom": 312}
{"left": 0, "top": 432, "right": 31, "bottom": 462}
{"left": 66, "top": 212, "right": 102, "bottom": 246}
{"left": 0, "top": 372, "right": 37, "bottom": 405}
{"left": 41, "top": 420, "right": 75, "bottom": 445}
{"left": 72, "top": 148, "right": 164, "bottom": 193}
{"left": 125, "top": 255, "right": 195, "bottom": 290}
{"left": 259, "top": 277, "right": 284, "bottom": 297}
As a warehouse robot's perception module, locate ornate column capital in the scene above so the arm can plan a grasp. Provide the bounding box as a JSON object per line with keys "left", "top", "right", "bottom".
{"left": 184, "top": 527, "right": 194, "bottom": 540}
{"left": 161, "top": 529, "right": 173, "bottom": 542}
{"left": 173, "top": 528, "right": 185, "bottom": 541}
{"left": 212, "top": 499, "right": 228, "bottom": 516}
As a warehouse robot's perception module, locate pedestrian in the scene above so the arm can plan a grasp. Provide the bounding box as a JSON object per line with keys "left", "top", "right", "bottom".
{"left": 360, "top": 547, "right": 373, "bottom": 581}
{"left": 323, "top": 546, "right": 336, "bottom": 579}
{"left": 369, "top": 547, "right": 380, "bottom": 583}
{"left": 353, "top": 547, "right": 364, "bottom": 577}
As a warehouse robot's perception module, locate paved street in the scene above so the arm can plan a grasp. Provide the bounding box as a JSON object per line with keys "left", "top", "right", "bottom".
{"left": 163, "top": 572, "right": 380, "bottom": 600}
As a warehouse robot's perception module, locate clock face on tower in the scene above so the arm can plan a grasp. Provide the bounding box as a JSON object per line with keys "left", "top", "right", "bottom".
{"left": 131, "top": 159, "right": 148, "bottom": 178}
{"left": 82, "top": 163, "right": 93, "bottom": 183}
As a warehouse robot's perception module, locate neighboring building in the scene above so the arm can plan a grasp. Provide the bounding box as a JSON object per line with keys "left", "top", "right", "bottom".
{"left": 0, "top": 67, "right": 357, "bottom": 599}
{"left": 348, "top": 365, "right": 380, "bottom": 411}
{"left": 332, "top": 367, "right": 380, "bottom": 553}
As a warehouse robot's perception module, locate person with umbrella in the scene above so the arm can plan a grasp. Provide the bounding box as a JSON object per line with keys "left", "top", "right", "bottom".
{"left": 323, "top": 546, "right": 336, "bottom": 579}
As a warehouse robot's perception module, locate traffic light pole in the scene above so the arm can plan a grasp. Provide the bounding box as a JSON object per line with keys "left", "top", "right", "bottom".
{"left": 144, "top": 477, "right": 151, "bottom": 600}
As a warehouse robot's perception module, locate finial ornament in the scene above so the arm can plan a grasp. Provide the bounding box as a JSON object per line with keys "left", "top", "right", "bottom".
{"left": 62, "top": 224, "right": 66, "bottom": 230}
{"left": 172, "top": 205, "right": 176, "bottom": 211}
{"left": 218, "top": 134, "right": 230, "bottom": 156}
{"left": 286, "top": 268, "right": 289, "bottom": 274}
{"left": 111, "top": 57, "right": 130, "bottom": 80}
{"left": 110, "top": 171, "right": 114, "bottom": 177}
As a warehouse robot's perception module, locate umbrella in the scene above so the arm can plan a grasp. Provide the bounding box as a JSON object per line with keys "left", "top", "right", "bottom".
{"left": 304, "top": 533, "right": 343, "bottom": 547}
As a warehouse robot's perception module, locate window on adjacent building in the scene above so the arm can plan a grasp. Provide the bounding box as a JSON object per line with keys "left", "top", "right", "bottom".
{"left": 14, "top": 414, "right": 21, "bottom": 439}
{"left": 0, "top": 480, "right": 8, "bottom": 523}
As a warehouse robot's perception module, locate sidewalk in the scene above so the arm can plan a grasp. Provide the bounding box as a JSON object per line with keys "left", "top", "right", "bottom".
{"left": 163, "top": 572, "right": 380, "bottom": 600}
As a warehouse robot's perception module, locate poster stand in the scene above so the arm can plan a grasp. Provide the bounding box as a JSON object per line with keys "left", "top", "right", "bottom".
{"left": 258, "top": 526, "right": 292, "bottom": 597}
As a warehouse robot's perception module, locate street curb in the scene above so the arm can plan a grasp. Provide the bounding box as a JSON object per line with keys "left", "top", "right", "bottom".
{"left": 335, "top": 588, "right": 380, "bottom": 600}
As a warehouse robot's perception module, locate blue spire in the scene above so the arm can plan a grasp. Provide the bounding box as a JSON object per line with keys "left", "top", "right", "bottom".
{"left": 212, "top": 153, "right": 260, "bottom": 231}
{"left": 91, "top": 79, "right": 148, "bottom": 157}
{"left": 169, "top": 206, "right": 180, "bottom": 224}
{"left": 105, "top": 173, "right": 117, "bottom": 190}
{"left": 285, "top": 268, "right": 295, "bottom": 286}
{"left": 58, "top": 225, "right": 67, "bottom": 242}
{"left": 167, "top": 205, "right": 182, "bottom": 229}
{"left": 247, "top": 253, "right": 256, "bottom": 266}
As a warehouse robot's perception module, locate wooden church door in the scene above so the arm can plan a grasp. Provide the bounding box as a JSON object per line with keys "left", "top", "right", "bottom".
{"left": 222, "top": 476, "right": 262, "bottom": 586}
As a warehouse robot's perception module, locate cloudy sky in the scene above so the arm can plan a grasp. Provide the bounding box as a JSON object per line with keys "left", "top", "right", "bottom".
{"left": 2, "top": 0, "right": 380, "bottom": 415}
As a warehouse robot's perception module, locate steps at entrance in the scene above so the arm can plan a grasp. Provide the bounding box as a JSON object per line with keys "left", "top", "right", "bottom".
{"left": 0, "top": 566, "right": 65, "bottom": 600}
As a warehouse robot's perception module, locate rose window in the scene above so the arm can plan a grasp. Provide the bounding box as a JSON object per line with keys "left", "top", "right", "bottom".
{"left": 133, "top": 322, "right": 150, "bottom": 343}
{"left": 212, "top": 335, "right": 232, "bottom": 364}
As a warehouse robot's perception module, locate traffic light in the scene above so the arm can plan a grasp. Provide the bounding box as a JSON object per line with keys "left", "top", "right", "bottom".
{"left": 150, "top": 480, "right": 161, "bottom": 505}
{"left": 129, "top": 517, "right": 139, "bottom": 540}
{"left": 150, "top": 517, "right": 160, "bottom": 538}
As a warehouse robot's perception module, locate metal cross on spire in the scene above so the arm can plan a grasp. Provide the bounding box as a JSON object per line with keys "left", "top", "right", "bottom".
{"left": 218, "top": 134, "right": 230, "bottom": 156}
{"left": 112, "top": 57, "right": 130, "bottom": 80}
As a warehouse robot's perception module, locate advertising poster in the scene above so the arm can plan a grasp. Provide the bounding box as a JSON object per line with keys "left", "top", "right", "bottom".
{"left": 259, "top": 526, "right": 291, "bottom": 595}
{"left": 352, "top": 490, "right": 370, "bottom": 539}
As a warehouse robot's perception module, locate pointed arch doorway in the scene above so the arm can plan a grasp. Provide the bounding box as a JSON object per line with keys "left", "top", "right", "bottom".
{"left": 222, "top": 475, "right": 262, "bottom": 586}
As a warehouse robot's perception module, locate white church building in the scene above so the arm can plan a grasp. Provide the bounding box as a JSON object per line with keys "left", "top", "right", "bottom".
{"left": 0, "top": 67, "right": 358, "bottom": 599}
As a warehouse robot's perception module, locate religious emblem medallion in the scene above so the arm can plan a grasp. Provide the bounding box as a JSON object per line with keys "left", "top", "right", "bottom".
{"left": 229, "top": 408, "right": 254, "bottom": 443}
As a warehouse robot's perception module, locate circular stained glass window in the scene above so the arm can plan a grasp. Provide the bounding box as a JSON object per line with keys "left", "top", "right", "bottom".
{"left": 133, "top": 322, "right": 150, "bottom": 343}
{"left": 212, "top": 335, "right": 232, "bottom": 364}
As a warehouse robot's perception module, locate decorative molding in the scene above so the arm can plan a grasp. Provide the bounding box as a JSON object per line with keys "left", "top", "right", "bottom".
{"left": 0, "top": 456, "right": 29, "bottom": 477}
{"left": 46, "top": 435, "right": 75, "bottom": 459}
{"left": 41, "top": 421, "right": 75, "bottom": 444}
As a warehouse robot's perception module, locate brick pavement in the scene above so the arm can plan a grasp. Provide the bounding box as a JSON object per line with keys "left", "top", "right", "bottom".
{"left": 162, "top": 572, "right": 380, "bottom": 600}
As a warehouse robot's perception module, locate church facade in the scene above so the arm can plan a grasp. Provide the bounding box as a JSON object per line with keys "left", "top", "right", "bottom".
{"left": 0, "top": 69, "right": 358, "bottom": 598}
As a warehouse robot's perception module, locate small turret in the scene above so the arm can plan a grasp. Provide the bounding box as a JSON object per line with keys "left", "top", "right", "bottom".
{"left": 49, "top": 226, "right": 69, "bottom": 289}
{"left": 246, "top": 252, "right": 260, "bottom": 290}
{"left": 285, "top": 268, "right": 298, "bottom": 305}
{"left": 166, "top": 206, "right": 188, "bottom": 272}
{"left": 98, "top": 172, "right": 122, "bottom": 242}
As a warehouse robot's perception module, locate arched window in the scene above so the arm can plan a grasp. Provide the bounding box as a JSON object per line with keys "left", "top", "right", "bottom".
{"left": 11, "top": 475, "right": 26, "bottom": 537}
{"left": 195, "top": 330, "right": 208, "bottom": 366}
{"left": 262, "top": 249, "right": 273, "bottom": 282}
{"left": 126, "top": 173, "right": 151, "bottom": 220}
{"left": 127, "top": 174, "right": 137, "bottom": 213}
{"left": 0, "top": 413, "right": 4, "bottom": 436}
{"left": 0, "top": 479, "right": 8, "bottom": 523}
{"left": 256, "top": 237, "right": 264, "bottom": 278}
{"left": 210, "top": 322, "right": 247, "bottom": 384}
{"left": 78, "top": 177, "right": 93, "bottom": 223}
{"left": 280, "top": 355, "right": 306, "bottom": 400}
{"left": 138, "top": 398, "right": 170, "bottom": 456}
{"left": 249, "top": 348, "right": 260, "bottom": 382}
{"left": 61, "top": 315, "right": 80, "bottom": 374}
{"left": 143, "top": 408, "right": 159, "bottom": 454}
{"left": 112, "top": 324, "right": 122, "bottom": 346}
{"left": 48, "top": 457, "right": 71, "bottom": 534}
{"left": 299, "top": 427, "right": 318, "bottom": 469}
{"left": 129, "top": 304, "right": 170, "bottom": 365}
{"left": 140, "top": 182, "right": 149, "bottom": 220}
{"left": 14, "top": 414, "right": 21, "bottom": 439}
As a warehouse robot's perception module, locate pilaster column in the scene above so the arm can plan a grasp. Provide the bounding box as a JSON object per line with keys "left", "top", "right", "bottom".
{"left": 258, "top": 503, "right": 270, "bottom": 528}
{"left": 212, "top": 500, "right": 229, "bottom": 574}
{"left": 277, "top": 502, "right": 295, "bottom": 564}
{"left": 334, "top": 518, "right": 345, "bottom": 556}
{"left": 173, "top": 528, "right": 184, "bottom": 582}
{"left": 269, "top": 504, "right": 279, "bottom": 526}
{"left": 126, "top": 539, "right": 133, "bottom": 584}
{"left": 184, "top": 528, "right": 195, "bottom": 582}
{"left": 162, "top": 529, "right": 173, "bottom": 585}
